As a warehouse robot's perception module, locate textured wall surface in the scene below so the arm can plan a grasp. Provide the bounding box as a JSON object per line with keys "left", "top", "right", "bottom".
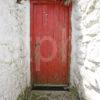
{"left": 71, "top": 0, "right": 100, "bottom": 100}
{"left": 0, "top": 0, "right": 30, "bottom": 100}
{"left": 1, "top": 0, "right": 100, "bottom": 100}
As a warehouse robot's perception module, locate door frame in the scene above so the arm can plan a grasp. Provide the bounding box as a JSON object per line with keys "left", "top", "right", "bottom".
{"left": 30, "top": 0, "right": 72, "bottom": 86}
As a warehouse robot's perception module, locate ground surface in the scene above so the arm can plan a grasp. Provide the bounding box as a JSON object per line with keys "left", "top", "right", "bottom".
{"left": 28, "top": 90, "right": 79, "bottom": 100}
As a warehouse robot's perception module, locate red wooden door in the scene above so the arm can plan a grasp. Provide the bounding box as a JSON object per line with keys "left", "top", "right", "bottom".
{"left": 30, "top": 1, "right": 71, "bottom": 85}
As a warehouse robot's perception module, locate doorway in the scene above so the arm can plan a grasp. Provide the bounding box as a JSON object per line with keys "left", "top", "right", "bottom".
{"left": 30, "top": 0, "right": 71, "bottom": 86}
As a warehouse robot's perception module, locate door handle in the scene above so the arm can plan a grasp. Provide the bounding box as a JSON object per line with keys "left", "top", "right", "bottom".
{"left": 35, "top": 42, "right": 40, "bottom": 47}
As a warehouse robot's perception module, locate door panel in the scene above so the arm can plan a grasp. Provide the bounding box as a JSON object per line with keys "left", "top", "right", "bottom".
{"left": 31, "top": 3, "right": 70, "bottom": 85}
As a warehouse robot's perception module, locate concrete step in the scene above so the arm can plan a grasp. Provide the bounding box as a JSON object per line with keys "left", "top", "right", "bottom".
{"left": 28, "top": 90, "right": 78, "bottom": 100}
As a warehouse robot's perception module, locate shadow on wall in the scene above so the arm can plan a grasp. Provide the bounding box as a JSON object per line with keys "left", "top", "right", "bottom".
{"left": 71, "top": 0, "right": 88, "bottom": 100}
{"left": 17, "top": 0, "right": 22, "bottom": 4}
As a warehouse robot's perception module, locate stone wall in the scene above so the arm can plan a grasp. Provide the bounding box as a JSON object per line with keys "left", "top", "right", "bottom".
{"left": 71, "top": 0, "right": 100, "bottom": 100}
{"left": 1, "top": 0, "right": 100, "bottom": 100}
{"left": 0, "top": 0, "right": 30, "bottom": 100}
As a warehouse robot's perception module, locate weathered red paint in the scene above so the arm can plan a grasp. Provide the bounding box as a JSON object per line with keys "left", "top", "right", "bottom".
{"left": 30, "top": 0, "right": 71, "bottom": 85}
{"left": 30, "top": 0, "right": 64, "bottom": 4}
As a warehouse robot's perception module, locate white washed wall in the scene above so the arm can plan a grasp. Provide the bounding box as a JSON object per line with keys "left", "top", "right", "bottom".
{"left": 1, "top": 0, "right": 100, "bottom": 100}
{"left": 0, "top": 0, "right": 30, "bottom": 100}
{"left": 71, "top": 0, "right": 100, "bottom": 100}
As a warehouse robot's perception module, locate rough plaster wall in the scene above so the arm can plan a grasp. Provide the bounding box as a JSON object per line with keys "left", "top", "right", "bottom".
{"left": 0, "top": 0, "right": 30, "bottom": 100}
{"left": 71, "top": 0, "right": 100, "bottom": 100}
